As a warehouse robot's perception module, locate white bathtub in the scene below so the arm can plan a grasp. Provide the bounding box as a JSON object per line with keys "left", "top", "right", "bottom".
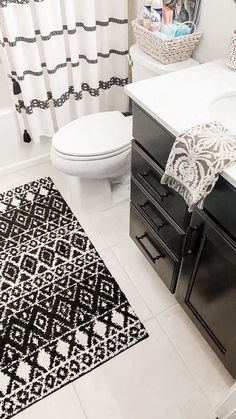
{"left": 0, "top": 66, "right": 50, "bottom": 175}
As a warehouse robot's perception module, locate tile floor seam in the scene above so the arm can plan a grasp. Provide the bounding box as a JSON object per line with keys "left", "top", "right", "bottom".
{"left": 100, "top": 234, "right": 129, "bottom": 250}
{"left": 90, "top": 240, "right": 111, "bottom": 254}
{"left": 109, "top": 246, "right": 155, "bottom": 318}
{"left": 153, "top": 301, "right": 179, "bottom": 316}
{"left": 155, "top": 315, "right": 219, "bottom": 411}
{"left": 141, "top": 313, "right": 157, "bottom": 323}
{"left": 71, "top": 384, "right": 89, "bottom": 419}
{"left": 110, "top": 245, "right": 179, "bottom": 319}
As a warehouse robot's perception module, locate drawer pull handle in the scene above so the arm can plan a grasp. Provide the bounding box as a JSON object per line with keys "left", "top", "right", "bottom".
{"left": 140, "top": 172, "right": 169, "bottom": 201}
{"left": 136, "top": 234, "right": 163, "bottom": 264}
{"left": 138, "top": 202, "right": 165, "bottom": 231}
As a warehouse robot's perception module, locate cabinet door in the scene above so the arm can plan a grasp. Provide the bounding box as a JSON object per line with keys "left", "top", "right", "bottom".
{"left": 176, "top": 209, "right": 236, "bottom": 377}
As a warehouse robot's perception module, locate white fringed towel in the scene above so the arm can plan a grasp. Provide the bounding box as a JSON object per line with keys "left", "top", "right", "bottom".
{"left": 161, "top": 121, "right": 236, "bottom": 212}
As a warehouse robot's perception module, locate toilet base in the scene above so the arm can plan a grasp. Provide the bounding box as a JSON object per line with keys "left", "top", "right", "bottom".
{"left": 68, "top": 175, "right": 130, "bottom": 213}
{"left": 112, "top": 173, "right": 130, "bottom": 205}
{"left": 69, "top": 176, "right": 112, "bottom": 213}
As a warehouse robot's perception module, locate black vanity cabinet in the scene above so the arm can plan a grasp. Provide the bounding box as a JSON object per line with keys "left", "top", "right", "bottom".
{"left": 130, "top": 104, "right": 190, "bottom": 293}
{"left": 130, "top": 102, "right": 236, "bottom": 377}
{"left": 176, "top": 209, "right": 236, "bottom": 376}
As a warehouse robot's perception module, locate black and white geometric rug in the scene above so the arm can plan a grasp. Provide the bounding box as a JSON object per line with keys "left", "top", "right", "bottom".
{"left": 0, "top": 177, "right": 148, "bottom": 419}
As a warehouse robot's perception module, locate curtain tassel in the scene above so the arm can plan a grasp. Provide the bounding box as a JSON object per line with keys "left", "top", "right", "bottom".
{"left": 23, "top": 130, "right": 32, "bottom": 143}
{"left": 11, "top": 77, "right": 21, "bottom": 95}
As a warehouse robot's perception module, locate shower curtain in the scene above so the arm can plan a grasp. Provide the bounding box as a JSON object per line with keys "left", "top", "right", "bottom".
{"left": 0, "top": 0, "right": 129, "bottom": 143}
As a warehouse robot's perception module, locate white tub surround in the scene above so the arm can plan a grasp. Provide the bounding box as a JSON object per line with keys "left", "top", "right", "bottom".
{"left": 0, "top": 107, "right": 50, "bottom": 176}
{"left": 0, "top": 0, "right": 129, "bottom": 143}
{"left": 0, "top": 64, "right": 51, "bottom": 174}
{"left": 125, "top": 59, "right": 236, "bottom": 188}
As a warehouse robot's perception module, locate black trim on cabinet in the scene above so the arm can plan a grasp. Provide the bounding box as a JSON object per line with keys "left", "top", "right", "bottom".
{"left": 176, "top": 209, "right": 236, "bottom": 377}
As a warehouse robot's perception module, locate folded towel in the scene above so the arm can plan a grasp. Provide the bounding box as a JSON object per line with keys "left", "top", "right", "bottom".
{"left": 161, "top": 121, "right": 236, "bottom": 212}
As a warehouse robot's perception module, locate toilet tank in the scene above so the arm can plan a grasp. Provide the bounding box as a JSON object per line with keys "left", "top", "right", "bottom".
{"left": 130, "top": 44, "right": 199, "bottom": 82}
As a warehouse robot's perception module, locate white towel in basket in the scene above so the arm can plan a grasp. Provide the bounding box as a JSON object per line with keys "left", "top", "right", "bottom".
{"left": 161, "top": 121, "right": 236, "bottom": 211}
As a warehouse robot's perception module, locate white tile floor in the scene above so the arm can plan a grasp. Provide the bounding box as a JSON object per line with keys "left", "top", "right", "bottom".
{"left": 1, "top": 162, "right": 234, "bottom": 419}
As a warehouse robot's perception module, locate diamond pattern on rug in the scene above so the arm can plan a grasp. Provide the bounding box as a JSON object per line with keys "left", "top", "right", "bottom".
{"left": 0, "top": 177, "right": 148, "bottom": 419}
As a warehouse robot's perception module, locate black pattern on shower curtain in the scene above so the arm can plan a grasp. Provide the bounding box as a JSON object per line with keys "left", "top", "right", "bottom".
{"left": 0, "top": 0, "right": 129, "bottom": 142}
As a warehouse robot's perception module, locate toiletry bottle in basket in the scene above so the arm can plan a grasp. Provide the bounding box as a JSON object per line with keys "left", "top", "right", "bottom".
{"left": 143, "top": 0, "right": 152, "bottom": 29}
{"left": 151, "top": 0, "right": 163, "bottom": 32}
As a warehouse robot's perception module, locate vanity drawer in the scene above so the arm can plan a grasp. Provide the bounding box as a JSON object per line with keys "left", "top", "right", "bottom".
{"left": 130, "top": 206, "right": 180, "bottom": 292}
{"left": 131, "top": 178, "right": 185, "bottom": 257}
{"left": 131, "top": 142, "right": 190, "bottom": 230}
{"left": 204, "top": 176, "right": 236, "bottom": 240}
{"left": 133, "top": 103, "right": 175, "bottom": 169}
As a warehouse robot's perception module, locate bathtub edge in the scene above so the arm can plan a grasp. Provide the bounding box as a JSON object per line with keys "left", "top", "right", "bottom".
{"left": 0, "top": 153, "right": 50, "bottom": 177}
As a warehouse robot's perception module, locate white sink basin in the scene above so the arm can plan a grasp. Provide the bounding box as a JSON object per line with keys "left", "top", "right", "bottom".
{"left": 209, "top": 92, "right": 236, "bottom": 133}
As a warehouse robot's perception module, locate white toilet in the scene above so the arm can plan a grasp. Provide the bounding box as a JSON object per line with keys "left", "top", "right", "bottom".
{"left": 51, "top": 44, "right": 199, "bottom": 212}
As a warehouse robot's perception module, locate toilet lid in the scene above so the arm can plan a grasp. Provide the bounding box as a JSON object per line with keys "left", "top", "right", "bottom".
{"left": 52, "top": 111, "right": 133, "bottom": 157}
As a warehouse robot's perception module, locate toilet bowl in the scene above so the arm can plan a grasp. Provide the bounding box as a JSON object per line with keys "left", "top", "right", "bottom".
{"left": 51, "top": 44, "right": 199, "bottom": 213}
{"left": 51, "top": 111, "right": 133, "bottom": 212}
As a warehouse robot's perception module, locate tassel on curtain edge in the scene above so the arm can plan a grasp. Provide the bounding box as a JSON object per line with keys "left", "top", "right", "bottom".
{"left": 0, "top": 36, "right": 33, "bottom": 143}
{"left": 23, "top": 129, "right": 32, "bottom": 143}
{"left": 8, "top": 75, "right": 32, "bottom": 143}
{"left": 11, "top": 76, "right": 21, "bottom": 95}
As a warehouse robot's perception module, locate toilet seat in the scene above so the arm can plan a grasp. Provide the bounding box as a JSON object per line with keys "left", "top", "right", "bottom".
{"left": 52, "top": 111, "right": 133, "bottom": 159}
{"left": 52, "top": 143, "right": 131, "bottom": 161}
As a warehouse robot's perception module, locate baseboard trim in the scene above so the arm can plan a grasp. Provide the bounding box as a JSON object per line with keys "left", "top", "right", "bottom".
{"left": 0, "top": 153, "right": 50, "bottom": 177}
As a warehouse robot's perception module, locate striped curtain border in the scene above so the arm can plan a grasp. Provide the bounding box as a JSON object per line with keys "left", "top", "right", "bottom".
{"left": 1, "top": 19, "right": 128, "bottom": 47}
{"left": 15, "top": 77, "right": 129, "bottom": 114}
{"left": 10, "top": 50, "right": 129, "bottom": 81}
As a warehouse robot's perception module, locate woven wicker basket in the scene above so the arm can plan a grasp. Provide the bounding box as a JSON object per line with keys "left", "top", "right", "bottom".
{"left": 132, "top": 19, "right": 202, "bottom": 65}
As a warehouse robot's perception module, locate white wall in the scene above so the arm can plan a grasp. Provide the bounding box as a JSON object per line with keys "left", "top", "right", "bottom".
{"left": 129, "top": 0, "right": 236, "bottom": 63}
{"left": 128, "top": 0, "right": 143, "bottom": 46}
{"left": 194, "top": 0, "right": 236, "bottom": 62}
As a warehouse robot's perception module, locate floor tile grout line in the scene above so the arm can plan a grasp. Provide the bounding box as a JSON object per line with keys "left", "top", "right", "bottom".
{"left": 155, "top": 314, "right": 220, "bottom": 411}
{"left": 71, "top": 383, "right": 89, "bottom": 419}
{"left": 108, "top": 246, "right": 155, "bottom": 318}
{"left": 85, "top": 201, "right": 130, "bottom": 249}
{"left": 94, "top": 230, "right": 129, "bottom": 250}
{"left": 154, "top": 301, "right": 179, "bottom": 317}
{"left": 109, "top": 243, "right": 179, "bottom": 319}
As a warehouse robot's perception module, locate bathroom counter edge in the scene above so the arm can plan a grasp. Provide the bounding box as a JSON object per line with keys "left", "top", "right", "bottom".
{"left": 125, "top": 59, "right": 236, "bottom": 188}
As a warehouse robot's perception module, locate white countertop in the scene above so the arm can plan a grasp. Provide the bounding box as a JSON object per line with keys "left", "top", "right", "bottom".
{"left": 125, "top": 59, "right": 236, "bottom": 188}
